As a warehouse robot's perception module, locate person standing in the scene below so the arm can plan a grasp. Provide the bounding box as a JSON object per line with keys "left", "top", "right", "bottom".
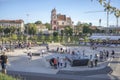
{"left": 94, "top": 54, "right": 98, "bottom": 67}
{"left": 90, "top": 55, "right": 94, "bottom": 68}
{"left": 106, "top": 50, "right": 109, "bottom": 59}
{"left": 57, "top": 57, "right": 60, "bottom": 68}
{"left": 111, "top": 50, "right": 115, "bottom": 58}
{"left": 0, "top": 52, "right": 8, "bottom": 74}
{"left": 64, "top": 57, "right": 67, "bottom": 68}
{"left": 53, "top": 58, "right": 57, "bottom": 69}
{"left": 41, "top": 50, "right": 44, "bottom": 57}
{"left": 29, "top": 51, "right": 32, "bottom": 60}
{"left": 46, "top": 45, "right": 49, "bottom": 51}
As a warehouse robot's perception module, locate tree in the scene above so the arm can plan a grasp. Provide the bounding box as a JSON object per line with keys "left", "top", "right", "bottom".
{"left": 53, "top": 31, "right": 58, "bottom": 37}
{"left": 83, "top": 26, "right": 92, "bottom": 34}
{"left": 11, "top": 34, "right": 17, "bottom": 40}
{"left": 92, "top": 0, "right": 120, "bottom": 27}
{"left": 61, "top": 30, "right": 64, "bottom": 36}
{"left": 35, "top": 21, "right": 42, "bottom": 24}
{"left": 77, "top": 21, "right": 81, "bottom": 26}
{"left": 0, "top": 26, "right": 3, "bottom": 35}
{"left": 4, "top": 28, "right": 10, "bottom": 35}
{"left": 45, "top": 23, "right": 51, "bottom": 30}
{"left": 27, "top": 23, "right": 37, "bottom": 35}
{"left": 53, "top": 32, "right": 59, "bottom": 42}
{"left": 10, "top": 26, "right": 16, "bottom": 34}
{"left": 114, "top": 10, "right": 120, "bottom": 27}
{"left": 17, "top": 27, "right": 21, "bottom": 35}
{"left": 64, "top": 26, "right": 73, "bottom": 36}
{"left": 89, "top": 23, "right": 92, "bottom": 26}
{"left": 17, "top": 35, "right": 23, "bottom": 41}
{"left": 75, "top": 22, "right": 83, "bottom": 35}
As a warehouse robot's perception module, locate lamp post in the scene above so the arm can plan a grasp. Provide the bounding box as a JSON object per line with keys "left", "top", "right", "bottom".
{"left": 26, "top": 14, "right": 29, "bottom": 43}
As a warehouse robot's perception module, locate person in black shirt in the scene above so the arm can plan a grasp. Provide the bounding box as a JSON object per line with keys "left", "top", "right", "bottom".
{"left": 0, "top": 52, "right": 8, "bottom": 74}
{"left": 111, "top": 50, "right": 115, "bottom": 58}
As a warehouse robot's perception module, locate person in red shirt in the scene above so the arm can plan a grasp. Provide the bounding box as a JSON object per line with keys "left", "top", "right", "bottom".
{"left": 53, "top": 58, "right": 57, "bottom": 69}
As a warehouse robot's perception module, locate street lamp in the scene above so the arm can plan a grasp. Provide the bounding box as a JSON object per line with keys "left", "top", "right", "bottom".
{"left": 26, "top": 14, "right": 29, "bottom": 43}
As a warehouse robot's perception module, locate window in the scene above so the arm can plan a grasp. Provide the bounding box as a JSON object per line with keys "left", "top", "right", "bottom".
{"left": 57, "top": 22, "right": 59, "bottom": 25}
{"left": 54, "top": 21, "right": 56, "bottom": 24}
{"left": 62, "top": 22, "right": 64, "bottom": 25}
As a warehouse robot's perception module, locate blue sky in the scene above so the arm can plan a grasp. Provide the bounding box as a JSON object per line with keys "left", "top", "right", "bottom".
{"left": 0, "top": 0, "right": 120, "bottom": 26}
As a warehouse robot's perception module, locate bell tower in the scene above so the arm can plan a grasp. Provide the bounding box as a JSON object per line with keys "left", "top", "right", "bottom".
{"left": 51, "top": 8, "right": 57, "bottom": 30}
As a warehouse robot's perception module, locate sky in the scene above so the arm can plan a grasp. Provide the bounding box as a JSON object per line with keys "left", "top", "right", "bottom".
{"left": 0, "top": 0, "right": 120, "bottom": 27}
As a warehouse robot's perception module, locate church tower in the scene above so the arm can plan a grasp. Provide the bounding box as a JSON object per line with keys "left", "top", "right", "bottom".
{"left": 51, "top": 8, "right": 58, "bottom": 30}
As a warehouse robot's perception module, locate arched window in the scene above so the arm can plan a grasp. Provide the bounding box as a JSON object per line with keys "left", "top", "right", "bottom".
{"left": 54, "top": 27, "right": 56, "bottom": 30}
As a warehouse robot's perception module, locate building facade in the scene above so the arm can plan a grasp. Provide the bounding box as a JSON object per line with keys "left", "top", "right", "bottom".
{"left": 51, "top": 8, "right": 73, "bottom": 31}
{"left": 36, "top": 24, "right": 49, "bottom": 34}
{"left": 0, "top": 19, "right": 24, "bottom": 33}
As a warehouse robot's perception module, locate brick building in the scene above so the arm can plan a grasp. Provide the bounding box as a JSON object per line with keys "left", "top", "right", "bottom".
{"left": 51, "top": 8, "right": 73, "bottom": 31}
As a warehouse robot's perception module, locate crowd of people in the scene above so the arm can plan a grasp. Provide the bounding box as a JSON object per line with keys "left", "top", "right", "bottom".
{"left": 49, "top": 46, "right": 116, "bottom": 69}
{"left": 0, "top": 41, "right": 117, "bottom": 75}
{"left": 49, "top": 57, "right": 68, "bottom": 69}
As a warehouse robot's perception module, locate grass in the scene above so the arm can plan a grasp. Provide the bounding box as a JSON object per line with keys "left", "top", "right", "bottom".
{"left": 0, "top": 73, "right": 16, "bottom": 80}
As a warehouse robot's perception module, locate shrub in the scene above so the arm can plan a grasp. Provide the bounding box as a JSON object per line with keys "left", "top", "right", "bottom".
{"left": 0, "top": 73, "right": 16, "bottom": 80}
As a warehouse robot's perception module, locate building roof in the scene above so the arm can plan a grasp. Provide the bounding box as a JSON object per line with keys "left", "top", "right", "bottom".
{"left": 0, "top": 19, "right": 24, "bottom": 23}
{"left": 67, "top": 17, "right": 71, "bottom": 21}
{"left": 57, "top": 14, "right": 66, "bottom": 21}
{"left": 89, "top": 26, "right": 97, "bottom": 30}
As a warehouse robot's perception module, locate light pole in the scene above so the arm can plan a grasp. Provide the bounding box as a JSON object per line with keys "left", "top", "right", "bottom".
{"left": 99, "top": 19, "right": 101, "bottom": 27}
{"left": 26, "top": 14, "right": 29, "bottom": 43}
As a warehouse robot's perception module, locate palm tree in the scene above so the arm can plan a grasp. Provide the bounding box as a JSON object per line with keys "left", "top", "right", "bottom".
{"left": 98, "top": 0, "right": 106, "bottom": 5}
{"left": 114, "top": 9, "right": 120, "bottom": 27}
{"left": 103, "top": 1, "right": 112, "bottom": 27}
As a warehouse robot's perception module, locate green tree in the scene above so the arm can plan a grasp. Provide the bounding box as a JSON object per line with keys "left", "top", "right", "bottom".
{"left": 83, "top": 26, "right": 92, "bottom": 34}
{"left": 4, "top": 28, "right": 10, "bottom": 35}
{"left": 23, "top": 35, "right": 27, "bottom": 41}
{"left": 77, "top": 21, "right": 81, "bottom": 26}
{"left": 11, "top": 34, "right": 17, "bottom": 40}
{"left": 53, "top": 32, "right": 59, "bottom": 42}
{"left": 0, "top": 26, "right": 3, "bottom": 35}
{"left": 94, "top": 0, "right": 120, "bottom": 27}
{"left": 114, "top": 10, "right": 120, "bottom": 27}
{"left": 17, "top": 27, "right": 21, "bottom": 35}
{"left": 10, "top": 26, "right": 16, "bottom": 34}
{"left": 41, "top": 35, "right": 45, "bottom": 42}
{"left": 75, "top": 23, "right": 83, "bottom": 36}
{"left": 45, "top": 23, "right": 51, "bottom": 30}
{"left": 35, "top": 21, "right": 42, "bottom": 24}
{"left": 27, "top": 23, "right": 37, "bottom": 35}
{"left": 17, "top": 35, "right": 23, "bottom": 41}
{"left": 53, "top": 31, "right": 58, "bottom": 37}
{"left": 64, "top": 26, "right": 73, "bottom": 36}
{"left": 61, "top": 30, "right": 64, "bottom": 36}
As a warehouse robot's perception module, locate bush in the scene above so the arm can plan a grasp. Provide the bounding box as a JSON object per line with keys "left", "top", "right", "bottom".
{"left": 0, "top": 73, "right": 16, "bottom": 80}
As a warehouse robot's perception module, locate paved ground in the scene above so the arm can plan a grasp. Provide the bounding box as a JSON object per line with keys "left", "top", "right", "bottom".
{"left": 6, "top": 57, "right": 119, "bottom": 80}
{"left": 6, "top": 67, "right": 113, "bottom": 80}
{"left": 1, "top": 43, "right": 120, "bottom": 80}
